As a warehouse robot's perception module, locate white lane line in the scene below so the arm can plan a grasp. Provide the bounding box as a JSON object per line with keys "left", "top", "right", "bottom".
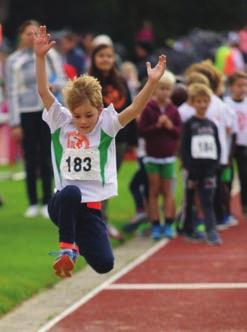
{"left": 107, "top": 283, "right": 247, "bottom": 290}
{"left": 38, "top": 239, "right": 169, "bottom": 332}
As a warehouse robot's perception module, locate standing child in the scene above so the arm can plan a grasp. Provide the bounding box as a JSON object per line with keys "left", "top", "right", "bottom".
{"left": 182, "top": 62, "right": 232, "bottom": 231}
{"left": 181, "top": 83, "right": 222, "bottom": 245}
{"left": 224, "top": 71, "right": 247, "bottom": 217}
{"left": 139, "top": 71, "right": 181, "bottom": 240}
{"left": 34, "top": 26, "right": 166, "bottom": 277}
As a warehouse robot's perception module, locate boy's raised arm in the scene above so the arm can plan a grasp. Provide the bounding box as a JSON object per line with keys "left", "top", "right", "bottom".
{"left": 34, "top": 25, "right": 56, "bottom": 111}
{"left": 118, "top": 55, "right": 166, "bottom": 127}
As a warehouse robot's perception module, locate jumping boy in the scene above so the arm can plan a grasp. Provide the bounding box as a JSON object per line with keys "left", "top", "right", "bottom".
{"left": 34, "top": 26, "right": 166, "bottom": 277}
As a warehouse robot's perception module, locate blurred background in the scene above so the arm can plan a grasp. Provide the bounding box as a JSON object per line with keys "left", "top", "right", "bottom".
{"left": 1, "top": 0, "right": 247, "bottom": 50}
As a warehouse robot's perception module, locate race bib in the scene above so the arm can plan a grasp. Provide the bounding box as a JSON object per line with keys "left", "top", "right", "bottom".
{"left": 60, "top": 148, "right": 100, "bottom": 181}
{"left": 191, "top": 135, "right": 217, "bottom": 160}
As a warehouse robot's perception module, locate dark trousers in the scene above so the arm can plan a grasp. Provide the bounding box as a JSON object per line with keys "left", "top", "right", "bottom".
{"left": 214, "top": 167, "right": 225, "bottom": 222}
{"left": 129, "top": 157, "right": 149, "bottom": 211}
{"left": 116, "top": 142, "right": 128, "bottom": 171}
{"left": 183, "top": 176, "right": 217, "bottom": 234}
{"left": 235, "top": 146, "right": 247, "bottom": 210}
{"left": 48, "top": 185, "right": 114, "bottom": 274}
{"left": 21, "top": 111, "right": 52, "bottom": 205}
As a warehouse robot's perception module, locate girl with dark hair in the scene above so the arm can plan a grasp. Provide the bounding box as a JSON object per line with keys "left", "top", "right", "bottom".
{"left": 90, "top": 44, "right": 138, "bottom": 240}
{"left": 90, "top": 44, "right": 137, "bottom": 169}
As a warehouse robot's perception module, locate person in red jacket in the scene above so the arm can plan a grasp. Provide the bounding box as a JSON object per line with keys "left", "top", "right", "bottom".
{"left": 139, "top": 71, "right": 182, "bottom": 240}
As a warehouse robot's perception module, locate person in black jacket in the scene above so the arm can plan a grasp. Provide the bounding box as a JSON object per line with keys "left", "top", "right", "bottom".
{"left": 181, "top": 83, "right": 222, "bottom": 245}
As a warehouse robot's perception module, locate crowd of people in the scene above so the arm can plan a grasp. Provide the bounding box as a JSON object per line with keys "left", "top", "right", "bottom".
{"left": 1, "top": 19, "right": 247, "bottom": 276}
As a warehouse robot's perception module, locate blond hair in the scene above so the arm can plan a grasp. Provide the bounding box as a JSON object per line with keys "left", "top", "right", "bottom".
{"left": 121, "top": 61, "right": 138, "bottom": 78}
{"left": 159, "top": 70, "right": 176, "bottom": 86}
{"left": 185, "top": 60, "right": 222, "bottom": 93}
{"left": 63, "top": 74, "right": 103, "bottom": 111}
{"left": 228, "top": 71, "right": 247, "bottom": 86}
{"left": 186, "top": 72, "right": 210, "bottom": 87}
{"left": 188, "top": 83, "right": 212, "bottom": 101}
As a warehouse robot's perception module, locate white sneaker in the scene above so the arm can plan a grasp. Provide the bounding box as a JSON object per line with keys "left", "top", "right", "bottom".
{"left": 130, "top": 211, "right": 147, "bottom": 223}
{"left": 227, "top": 215, "right": 239, "bottom": 227}
{"left": 24, "top": 205, "right": 39, "bottom": 218}
{"left": 40, "top": 205, "right": 49, "bottom": 218}
{"left": 107, "top": 224, "right": 124, "bottom": 241}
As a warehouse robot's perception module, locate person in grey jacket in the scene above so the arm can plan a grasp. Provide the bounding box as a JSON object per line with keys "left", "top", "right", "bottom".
{"left": 5, "top": 20, "right": 66, "bottom": 218}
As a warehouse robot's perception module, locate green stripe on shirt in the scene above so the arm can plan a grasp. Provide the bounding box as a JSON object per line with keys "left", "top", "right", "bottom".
{"left": 52, "top": 128, "right": 63, "bottom": 178}
{"left": 98, "top": 129, "right": 113, "bottom": 186}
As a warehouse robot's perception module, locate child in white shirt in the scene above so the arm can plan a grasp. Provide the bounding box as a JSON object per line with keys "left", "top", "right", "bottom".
{"left": 34, "top": 26, "right": 166, "bottom": 278}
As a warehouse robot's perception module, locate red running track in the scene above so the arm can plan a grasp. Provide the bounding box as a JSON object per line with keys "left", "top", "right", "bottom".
{"left": 41, "top": 195, "right": 247, "bottom": 332}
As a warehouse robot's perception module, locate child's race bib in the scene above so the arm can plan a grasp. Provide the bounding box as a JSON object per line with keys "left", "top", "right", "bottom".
{"left": 191, "top": 135, "right": 217, "bottom": 160}
{"left": 60, "top": 148, "right": 101, "bottom": 181}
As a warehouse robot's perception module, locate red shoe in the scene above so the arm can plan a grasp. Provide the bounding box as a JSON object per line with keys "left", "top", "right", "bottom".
{"left": 52, "top": 249, "right": 78, "bottom": 278}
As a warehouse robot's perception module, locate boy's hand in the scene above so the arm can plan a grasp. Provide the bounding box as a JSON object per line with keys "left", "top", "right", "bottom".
{"left": 146, "top": 55, "right": 166, "bottom": 83}
{"left": 33, "top": 25, "right": 56, "bottom": 57}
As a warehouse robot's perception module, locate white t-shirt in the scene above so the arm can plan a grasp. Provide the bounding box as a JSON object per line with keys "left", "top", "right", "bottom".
{"left": 224, "top": 96, "right": 247, "bottom": 146}
{"left": 178, "top": 102, "right": 195, "bottom": 123}
{"left": 42, "top": 99, "right": 123, "bottom": 202}
{"left": 179, "top": 95, "right": 231, "bottom": 164}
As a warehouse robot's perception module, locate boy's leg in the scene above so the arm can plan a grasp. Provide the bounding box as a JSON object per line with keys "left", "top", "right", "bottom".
{"left": 129, "top": 168, "right": 146, "bottom": 213}
{"left": 123, "top": 159, "right": 148, "bottom": 232}
{"left": 220, "top": 167, "right": 231, "bottom": 217}
{"left": 145, "top": 163, "right": 162, "bottom": 239}
{"left": 198, "top": 177, "right": 220, "bottom": 238}
{"left": 145, "top": 163, "right": 160, "bottom": 222}
{"left": 48, "top": 185, "right": 82, "bottom": 277}
{"left": 76, "top": 206, "right": 114, "bottom": 274}
{"left": 182, "top": 180, "right": 196, "bottom": 236}
{"left": 129, "top": 157, "right": 149, "bottom": 213}
{"left": 161, "top": 162, "right": 176, "bottom": 220}
{"left": 199, "top": 177, "right": 222, "bottom": 245}
{"left": 214, "top": 167, "right": 225, "bottom": 223}
{"left": 21, "top": 113, "right": 39, "bottom": 206}
{"left": 48, "top": 185, "right": 81, "bottom": 245}
{"left": 160, "top": 162, "right": 176, "bottom": 238}
{"left": 139, "top": 157, "right": 149, "bottom": 203}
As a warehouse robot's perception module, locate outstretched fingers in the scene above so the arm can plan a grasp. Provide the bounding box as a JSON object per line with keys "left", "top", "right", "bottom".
{"left": 146, "top": 54, "right": 166, "bottom": 75}
{"left": 156, "top": 55, "right": 166, "bottom": 70}
{"left": 146, "top": 61, "right": 151, "bottom": 74}
{"left": 40, "top": 25, "right": 47, "bottom": 38}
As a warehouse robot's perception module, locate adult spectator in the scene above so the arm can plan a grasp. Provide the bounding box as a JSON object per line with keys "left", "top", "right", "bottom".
{"left": 6, "top": 19, "right": 66, "bottom": 218}
{"left": 58, "top": 30, "right": 86, "bottom": 77}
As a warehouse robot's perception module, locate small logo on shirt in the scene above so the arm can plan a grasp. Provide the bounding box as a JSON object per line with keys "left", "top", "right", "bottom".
{"left": 67, "top": 131, "right": 89, "bottom": 149}
{"left": 103, "top": 85, "right": 126, "bottom": 109}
